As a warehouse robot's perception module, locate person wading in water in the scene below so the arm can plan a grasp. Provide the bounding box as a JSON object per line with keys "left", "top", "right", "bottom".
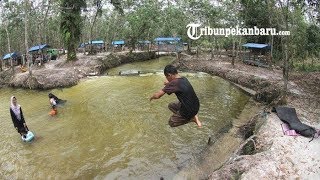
{"left": 10, "top": 96, "right": 29, "bottom": 138}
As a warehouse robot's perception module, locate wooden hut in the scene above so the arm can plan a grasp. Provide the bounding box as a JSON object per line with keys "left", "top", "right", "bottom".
{"left": 28, "top": 44, "right": 50, "bottom": 65}
{"left": 2, "top": 52, "right": 22, "bottom": 67}
{"left": 112, "top": 40, "right": 125, "bottom": 52}
{"left": 242, "top": 43, "right": 271, "bottom": 68}
{"left": 154, "top": 37, "right": 183, "bottom": 53}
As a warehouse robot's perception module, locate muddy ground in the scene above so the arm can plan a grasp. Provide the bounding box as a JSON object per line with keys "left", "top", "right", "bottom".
{"left": 175, "top": 54, "right": 320, "bottom": 179}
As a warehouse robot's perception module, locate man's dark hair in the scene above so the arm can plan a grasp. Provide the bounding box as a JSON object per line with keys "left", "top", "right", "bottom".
{"left": 164, "top": 65, "right": 178, "bottom": 76}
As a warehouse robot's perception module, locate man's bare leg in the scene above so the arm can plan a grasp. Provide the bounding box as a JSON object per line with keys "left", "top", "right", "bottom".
{"left": 193, "top": 114, "right": 202, "bottom": 127}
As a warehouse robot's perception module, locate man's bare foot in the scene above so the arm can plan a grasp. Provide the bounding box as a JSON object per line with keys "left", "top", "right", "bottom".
{"left": 193, "top": 115, "right": 202, "bottom": 127}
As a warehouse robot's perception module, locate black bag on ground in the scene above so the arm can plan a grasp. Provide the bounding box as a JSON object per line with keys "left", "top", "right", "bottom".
{"left": 272, "top": 106, "right": 316, "bottom": 137}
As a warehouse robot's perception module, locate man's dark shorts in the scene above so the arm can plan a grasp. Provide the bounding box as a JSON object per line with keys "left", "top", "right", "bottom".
{"left": 168, "top": 102, "right": 193, "bottom": 127}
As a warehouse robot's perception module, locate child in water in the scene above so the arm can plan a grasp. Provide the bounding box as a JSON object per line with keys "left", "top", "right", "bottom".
{"left": 48, "top": 93, "right": 58, "bottom": 116}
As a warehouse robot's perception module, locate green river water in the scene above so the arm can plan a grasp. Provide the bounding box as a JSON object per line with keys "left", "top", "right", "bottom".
{"left": 0, "top": 56, "right": 250, "bottom": 179}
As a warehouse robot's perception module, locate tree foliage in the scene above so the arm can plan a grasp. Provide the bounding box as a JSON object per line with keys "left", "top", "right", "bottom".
{"left": 0, "top": 0, "right": 317, "bottom": 70}
{"left": 306, "top": 24, "right": 320, "bottom": 56}
{"left": 60, "top": 0, "right": 86, "bottom": 61}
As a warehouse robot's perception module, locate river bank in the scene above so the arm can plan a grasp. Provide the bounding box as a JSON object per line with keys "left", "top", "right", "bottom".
{"left": 0, "top": 51, "right": 157, "bottom": 89}
{"left": 174, "top": 54, "right": 320, "bottom": 179}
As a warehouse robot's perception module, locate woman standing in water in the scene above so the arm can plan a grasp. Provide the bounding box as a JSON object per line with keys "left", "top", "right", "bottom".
{"left": 10, "top": 96, "right": 29, "bottom": 138}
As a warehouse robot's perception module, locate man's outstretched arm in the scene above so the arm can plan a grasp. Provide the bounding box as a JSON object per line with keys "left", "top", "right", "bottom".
{"left": 150, "top": 90, "right": 165, "bottom": 101}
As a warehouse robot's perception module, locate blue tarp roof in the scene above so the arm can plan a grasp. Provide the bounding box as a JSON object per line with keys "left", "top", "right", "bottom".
{"left": 29, "top": 44, "right": 50, "bottom": 52}
{"left": 91, "top": 40, "right": 104, "bottom": 44}
{"left": 242, "top": 43, "right": 270, "bottom": 49}
{"left": 2, "top": 52, "right": 19, "bottom": 60}
{"left": 112, "top": 40, "right": 125, "bottom": 45}
{"left": 79, "top": 42, "right": 89, "bottom": 48}
{"left": 79, "top": 40, "right": 104, "bottom": 47}
{"left": 154, "top": 37, "right": 181, "bottom": 42}
{"left": 138, "top": 40, "right": 151, "bottom": 44}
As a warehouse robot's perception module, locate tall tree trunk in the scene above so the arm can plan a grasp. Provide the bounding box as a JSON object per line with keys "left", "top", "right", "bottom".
{"left": 236, "top": 37, "right": 241, "bottom": 58}
{"left": 89, "top": 14, "right": 99, "bottom": 55}
{"left": 283, "top": 42, "right": 289, "bottom": 100}
{"left": 211, "top": 36, "right": 215, "bottom": 60}
{"left": 218, "top": 43, "right": 221, "bottom": 57}
{"left": 187, "top": 39, "right": 191, "bottom": 54}
{"left": 0, "top": 3, "right": 2, "bottom": 71}
{"left": 284, "top": 13, "right": 289, "bottom": 102}
{"left": 25, "top": 0, "right": 32, "bottom": 76}
{"left": 270, "top": 35, "right": 274, "bottom": 67}
{"left": 69, "top": 23, "right": 77, "bottom": 60}
{"left": 60, "top": 0, "right": 86, "bottom": 61}
{"left": 36, "top": 0, "right": 51, "bottom": 65}
{"left": 42, "top": 0, "right": 51, "bottom": 43}
{"left": 89, "top": 1, "right": 102, "bottom": 55}
{"left": 267, "top": 0, "right": 273, "bottom": 69}
{"left": 303, "top": 51, "right": 307, "bottom": 69}
{"left": 5, "top": 26, "right": 14, "bottom": 73}
{"left": 67, "top": 34, "right": 77, "bottom": 61}
{"left": 278, "top": 0, "right": 290, "bottom": 102}
{"left": 196, "top": 46, "right": 199, "bottom": 58}
{"left": 215, "top": 37, "right": 218, "bottom": 58}
{"left": 311, "top": 56, "right": 314, "bottom": 67}
{"left": 231, "top": 37, "right": 235, "bottom": 66}
{"left": 38, "top": 24, "right": 43, "bottom": 66}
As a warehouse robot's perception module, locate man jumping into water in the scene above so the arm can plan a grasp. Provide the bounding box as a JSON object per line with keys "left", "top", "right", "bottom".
{"left": 150, "top": 65, "right": 201, "bottom": 127}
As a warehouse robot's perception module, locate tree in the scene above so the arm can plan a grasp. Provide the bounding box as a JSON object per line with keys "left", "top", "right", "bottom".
{"left": 85, "top": 0, "right": 103, "bottom": 55}
{"left": 1, "top": 0, "right": 19, "bottom": 72}
{"left": 24, "top": 0, "right": 31, "bottom": 76}
{"left": 60, "top": 0, "right": 86, "bottom": 61}
{"left": 222, "top": 0, "right": 243, "bottom": 66}
{"left": 124, "top": 1, "right": 161, "bottom": 52}
{"left": 302, "top": 0, "right": 320, "bottom": 24}
{"left": 306, "top": 24, "right": 320, "bottom": 66}
{"left": 240, "top": 0, "right": 272, "bottom": 44}
{"left": 277, "top": 0, "right": 293, "bottom": 102}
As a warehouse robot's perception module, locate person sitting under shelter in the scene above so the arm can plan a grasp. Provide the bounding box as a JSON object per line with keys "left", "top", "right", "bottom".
{"left": 20, "top": 64, "right": 27, "bottom": 72}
